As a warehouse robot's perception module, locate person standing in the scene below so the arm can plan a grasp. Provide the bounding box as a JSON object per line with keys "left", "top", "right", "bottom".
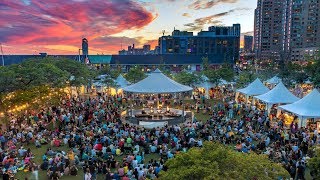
{"left": 84, "top": 169, "right": 92, "bottom": 180}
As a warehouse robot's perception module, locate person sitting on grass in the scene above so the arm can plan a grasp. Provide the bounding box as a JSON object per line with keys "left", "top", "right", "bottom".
{"left": 35, "top": 138, "right": 41, "bottom": 148}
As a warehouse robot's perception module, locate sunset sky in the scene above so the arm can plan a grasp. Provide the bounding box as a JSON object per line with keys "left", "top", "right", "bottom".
{"left": 0, "top": 0, "right": 256, "bottom": 55}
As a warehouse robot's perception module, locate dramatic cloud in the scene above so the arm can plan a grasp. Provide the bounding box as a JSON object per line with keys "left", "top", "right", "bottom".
{"left": 184, "top": 9, "right": 237, "bottom": 31}
{"left": 182, "top": 13, "right": 191, "bottom": 17}
{"left": 188, "top": 0, "right": 239, "bottom": 10}
{"left": 0, "top": 0, "right": 155, "bottom": 54}
{"left": 184, "top": 8, "right": 251, "bottom": 31}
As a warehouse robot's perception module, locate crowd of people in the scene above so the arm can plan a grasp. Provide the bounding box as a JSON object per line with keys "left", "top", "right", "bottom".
{"left": 0, "top": 90, "right": 319, "bottom": 180}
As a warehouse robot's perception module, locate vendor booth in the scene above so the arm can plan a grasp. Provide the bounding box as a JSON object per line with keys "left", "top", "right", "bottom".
{"left": 123, "top": 69, "right": 193, "bottom": 128}
{"left": 254, "top": 82, "right": 300, "bottom": 115}
{"left": 265, "top": 76, "right": 281, "bottom": 89}
{"left": 278, "top": 89, "right": 320, "bottom": 128}
{"left": 193, "top": 75, "right": 214, "bottom": 99}
{"left": 236, "top": 78, "right": 269, "bottom": 104}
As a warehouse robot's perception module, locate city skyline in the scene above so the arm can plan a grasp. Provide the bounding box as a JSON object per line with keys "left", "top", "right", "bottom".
{"left": 0, "top": 0, "right": 256, "bottom": 55}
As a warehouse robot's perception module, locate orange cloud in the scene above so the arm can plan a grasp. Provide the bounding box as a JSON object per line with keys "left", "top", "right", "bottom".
{"left": 0, "top": 0, "right": 155, "bottom": 54}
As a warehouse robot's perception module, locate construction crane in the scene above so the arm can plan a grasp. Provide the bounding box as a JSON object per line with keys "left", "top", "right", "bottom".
{"left": 0, "top": 43, "right": 4, "bottom": 66}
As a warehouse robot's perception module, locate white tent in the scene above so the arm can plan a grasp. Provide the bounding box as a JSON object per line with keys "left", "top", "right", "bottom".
{"left": 114, "top": 74, "right": 130, "bottom": 89}
{"left": 278, "top": 89, "right": 320, "bottom": 127}
{"left": 265, "top": 76, "right": 281, "bottom": 85}
{"left": 236, "top": 78, "right": 269, "bottom": 103}
{"left": 237, "top": 78, "right": 269, "bottom": 96}
{"left": 123, "top": 69, "right": 193, "bottom": 94}
{"left": 254, "top": 82, "right": 300, "bottom": 113}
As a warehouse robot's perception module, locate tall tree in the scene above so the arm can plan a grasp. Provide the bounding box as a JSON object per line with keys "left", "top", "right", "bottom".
{"left": 218, "top": 64, "right": 235, "bottom": 82}
{"left": 99, "top": 64, "right": 120, "bottom": 79}
{"left": 124, "top": 66, "right": 146, "bottom": 83}
{"left": 174, "top": 72, "right": 200, "bottom": 86}
{"left": 160, "top": 142, "right": 289, "bottom": 180}
{"left": 305, "top": 50, "right": 320, "bottom": 88}
{"left": 202, "top": 56, "right": 209, "bottom": 71}
{"left": 204, "top": 70, "right": 221, "bottom": 86}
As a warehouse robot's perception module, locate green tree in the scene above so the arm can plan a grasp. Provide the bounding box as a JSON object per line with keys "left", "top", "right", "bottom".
{"left": 279, "top": 61, "right": 309, "bottom": 86}
{"left": 236, "top": 71, "right": 257, "bottom": 88}
{"left": 305, "top": 50, "right": 320, "bottom": 88}
{"left": 103, "top": 77, "right": 118, "bottom": 89}
{"left": 124, "top": 66, "right": 146, "bottom": 83}
{"left": 308, "top": 147, "right": 320, "bottom": 179}
{"left": 202, "top": 56, "right": 209, "bottom": 71}
{"left": 3, "top": 60, "right": 69, "bottom": 91}
{"left": 48, "top": 57, "right": 95, "bottom": 87}
{"left": 99, "top": 64, "right": 120, "bottom": 79}
{"left": 217, "top": 64, "right": 234, "bottom": 82}
{"left": 204, "top": 70, "right": 220, "bottom": 86}
{"left": 0, "top": 67, "right": 17, "bottom": 93}
{"left": 174, "top": 72, "right": 200, "bottom": 86}
{"left": 0, "top": 57, "right": 93, "bottom": 116}
{"left": 160, "top": 142, "right": 289, "bottom": 180}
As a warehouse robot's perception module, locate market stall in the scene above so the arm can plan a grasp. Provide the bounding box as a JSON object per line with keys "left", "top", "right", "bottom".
{"left": 236, "top": 78, "right": 269, "bottom": 104}
{"left": 193, "top": 75, "right": 214, "bottom": 99}
{"left": 254, "top": 82, "right": 300, "bottom": 115}
{"left": 278, "top": 89, "right": 320, "bottom": 127}
{"left": 264, "top": 76, "right": 281, "bottom": 89}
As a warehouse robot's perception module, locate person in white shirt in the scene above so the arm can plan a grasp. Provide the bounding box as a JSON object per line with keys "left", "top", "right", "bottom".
{"left": 84, "top": 170, "right": 92, "bottom": 180}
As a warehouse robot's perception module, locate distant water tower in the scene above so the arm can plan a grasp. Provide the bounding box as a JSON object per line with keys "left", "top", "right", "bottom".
{"left": 82, "top": 38, "right": 88, "bottom": 57}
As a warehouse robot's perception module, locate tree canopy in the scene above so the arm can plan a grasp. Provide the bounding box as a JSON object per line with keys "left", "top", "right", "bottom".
{"left": 308, "top": 147, "right": 320, "bottom": 179}
{"left": 0, "top": 57, "right": 94, "bottom": 116}
{"left": 0, "top": 57, "right": 94, "bottom": 94}
{"left": 174, "top": 71, "right": 200, "bottom": 86}
{"left": 203, "top": 64, "right": 235, "bottom": 86}
{"left": 99, "top": 64, "right": 121, "bottom": 79}
{"left": 124, "top": 66, "right": 146, "bottom": 83}
{"left": 160, "top": 142, "right": 289, "bottom": 180}
{"left": 305, "top": 51, "right": 320, "bottom": 88}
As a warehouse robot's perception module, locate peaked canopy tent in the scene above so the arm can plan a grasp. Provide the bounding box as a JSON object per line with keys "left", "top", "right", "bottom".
{"left": 123, "top": 69, "right": 193, "bottom": 125}
{"left": 265, "top": 76, "right": 282, "bottom": 85}
{"left": 114, "top": 74, "right": 130, "bottom": 89}
{"left": 236, "top": 78, "right": 270, "bottom": 103}
{"left": 278, "top": 89, "right": 320, "bottom": 127}
{"left": 123, "top": 69, "right": 193, "bottom": 94}
{"left": 254, "top": 82, "right": 300, "bottom": 114}
{"left": 106, "top": 74, "right": 131, "bottom": 95}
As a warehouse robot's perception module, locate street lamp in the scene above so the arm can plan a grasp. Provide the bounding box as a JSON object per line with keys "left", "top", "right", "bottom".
{"left": 78, "top": 49, "right": 82, "bottom": 62}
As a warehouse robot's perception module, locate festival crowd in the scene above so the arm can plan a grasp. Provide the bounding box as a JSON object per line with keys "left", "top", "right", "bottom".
{"left": 0, "top": 90, "right": 319, "bottom": 180}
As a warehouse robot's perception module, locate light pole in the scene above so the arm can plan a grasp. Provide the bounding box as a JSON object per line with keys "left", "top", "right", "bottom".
{"left": 78, "top": 49, "right": 82, "bottom": 62}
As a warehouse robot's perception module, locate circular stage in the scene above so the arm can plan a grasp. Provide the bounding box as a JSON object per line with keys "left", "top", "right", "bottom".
{"left": 122, "top": 108, "right": 186, "bottom": 128}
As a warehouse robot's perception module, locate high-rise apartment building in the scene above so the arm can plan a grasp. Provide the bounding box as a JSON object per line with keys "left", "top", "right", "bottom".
{"left": 159, "top": 24, "right": 241, "bottom": 62}
{"left": 254, "top": 0, "right": 320, "bottom": 61}
{"left": 244, "top": 35, "right": 253, "bottom": 52}
{"left": 254, "top": 0, "right": 284, "bottom": 61}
